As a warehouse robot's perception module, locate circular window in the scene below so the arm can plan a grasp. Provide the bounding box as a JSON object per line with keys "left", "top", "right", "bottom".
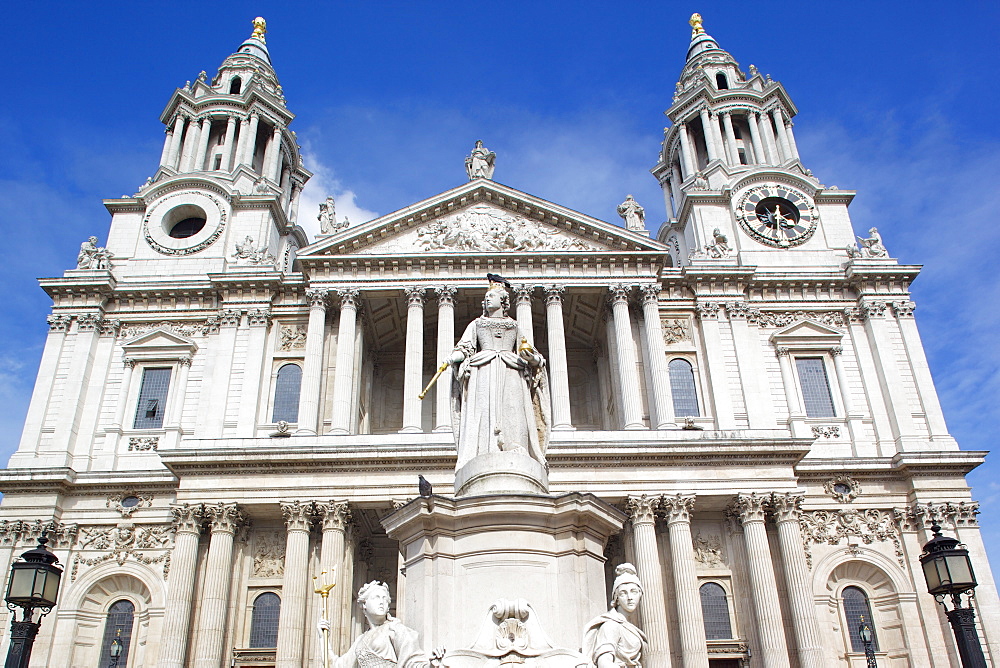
{"left": 833, "top": 483, "right": 852, "bottom": 495}
{"left": 170, "top": 217, "right": 206, "bottom": 238}
{"left": 121, "top": 496, "right": 141, "bottom": 508}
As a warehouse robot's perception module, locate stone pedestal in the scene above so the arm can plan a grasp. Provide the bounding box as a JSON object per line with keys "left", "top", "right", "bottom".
{"left": 382, "top": 492, "right": 625, "bottom": 652}
{"left": 454, "top": 451, "right": 548, "bottom": 496}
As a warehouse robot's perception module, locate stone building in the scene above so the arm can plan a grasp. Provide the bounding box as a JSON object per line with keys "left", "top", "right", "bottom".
{"left": 1, "top": 14, "right": 995, "bottom": 668}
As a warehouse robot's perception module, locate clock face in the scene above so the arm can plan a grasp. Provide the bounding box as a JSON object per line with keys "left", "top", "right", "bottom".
{"left": 736, "top": 184, "right": 818, "bottom": 248}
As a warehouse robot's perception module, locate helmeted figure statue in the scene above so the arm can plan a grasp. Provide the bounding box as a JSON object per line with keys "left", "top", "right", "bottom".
{"left": 450, "top": 278, "right": 549, "bottom": 470}
{"left": 319, "top": 581, "right": 440, "bottom": 668}
{"left": 582, "top": 564, "right": 648, "bottom": 668}
{"left": 465, "top": 140, "right": 496, "bottom": 180}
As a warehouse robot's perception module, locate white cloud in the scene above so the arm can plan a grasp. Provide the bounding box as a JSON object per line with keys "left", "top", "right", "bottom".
{"left": 297, "top": 149, "right": 380, "bottom": 241}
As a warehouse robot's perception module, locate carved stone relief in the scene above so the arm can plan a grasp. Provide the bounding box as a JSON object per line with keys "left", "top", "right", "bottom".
{"left": 118, "top": 321, "right": 215, "bottom": 339}
{"left": 72, "top": 522, "right": 172, "bottom": 580}
{"left": 693, "top": 531, "right": 724, "bottom": 567}
{"left": 798, "top": 508, "right": 903, "bottom": 568}
{"left": 0, "top": 520, "right": 78, "bottom": 548}
{"left": 662, "top": 318, "right": 691, "bottom": 344}
{"left": 823, "top": 475, "right": 860, "bottom": 503}
{"left": 128, "top": 436, "right": 159, "bottom": 451}
{"left": 252, "top": 531, "right": 286, "bottom": 578}
{"left": 895, "top": 501, "right": 980, "bottom": 532}
{"left": 811, "top": 425, "right": 840, "bottom": 439}
{"left": 278, "top": 324, "right": 307, "bottom": 351}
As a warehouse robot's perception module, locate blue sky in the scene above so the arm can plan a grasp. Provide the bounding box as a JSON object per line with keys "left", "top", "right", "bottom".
{"left": 1, "top": 2, "right": 999, "bottom": 562}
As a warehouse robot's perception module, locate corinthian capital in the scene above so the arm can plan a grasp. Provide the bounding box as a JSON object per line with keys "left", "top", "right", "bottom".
{"left": 306, "top": 288, "right": 329, "bottom": 309}
{"left": 204, "top": 503, "right": 246, "bottom": 535}
{"left": 405, "top": 287, "right": 426, "bottom": 308}
{"left": 281, "top": 500, "right": 314, "bottom": 532}
{"left": 663, "top": 494, "right": 696, "bottom": 525}
{"left": 316, "top": 500, "right": 351, "bottom": 531}
{"left": 770, "top": 492, "right": 804, "bottom": 523}
{"left": 171, "top": 503, "right": 205, "bottom": 535}
{"left": 639, "top": 283, "right": 661, "bottom": 306}
{"left": 608, "top": 284, "right": 633, "bottom": 306}
{"left": 337, "top": 288, "right": 361, "bottom": 310}
{"left": 734, "top": 493, "right": 768, "bottom": 524}
{"left": 626, "top": 494, "right": 660, "bottom": 525}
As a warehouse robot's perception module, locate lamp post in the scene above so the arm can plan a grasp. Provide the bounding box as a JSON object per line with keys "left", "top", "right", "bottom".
{"left": 109, "top": 628, "right": 123, "bottom": 668}
{"left": 858, "top": 615, "right": 877, "bottom": 668}
{"left": 3, "top": 532, "right": 63, "bottom": 668}
{"left": 919, "top": 523, "right": 987, "bottom": 668}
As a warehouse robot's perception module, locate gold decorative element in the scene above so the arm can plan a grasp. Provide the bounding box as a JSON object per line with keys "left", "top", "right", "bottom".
{"left": 689, "top": 13, "right": 705, "bottom": 38}
{"left": 314, "top": 569, "right": 337, "bottom": 668}
{"left": 252, "top": 17, "right": 267, "bottom": 43}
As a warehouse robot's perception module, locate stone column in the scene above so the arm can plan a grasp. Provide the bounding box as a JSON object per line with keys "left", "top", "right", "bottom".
{"left": 725, "top": 303, "right": 776, "bottom": 430}
{"left": 734, "top": 493, "right": 790, "bottom": 668}
{"left": 193, "top": 503, "right": 245, "bottom": 668}
{"left": 242, "top": 113, "right": 261, "bottom": 168}
{"left": 160, "top": 126, "right": 174, "bottom": 167}
{"left": 237, "top": 310, "right": 270, "bottom": 436}
{"left": 194, "top": 116, "right": 213, "bottom": 172}
{"left": 156, "top": 504, "right": 203, "bottom": 668}
{"left": 297, "top": 290, "right": 328, "bottom": 434}
{"left": 639, "top": 284, "right": 674, "bottom": 429}
{"left": 166, "top": 356, "right": 193, "bottom": 430}
{"left": 771, "top": 493, "right": 824, "bottom": 668}
{"left": 759, "top": 111, "right": 781, "bottom": 164}
{"left": 220, "top": 115, "right": 237, "bottom": 171}
{"left": 772, "top": 109, "right": 792, "bottom": 162}
{"left": 204, "top": 309, "right": 241, "bottom": 437}
{"left": 699, "top": 108, "right": 719, "bottom": 162}
{"left": 722, "top": 112, "right": 740, "bottom": 164}
{"left": 234, "top": 115, "right": 251, "bottom": 167}
{"left": 515, "top": 285, "right": 535, "bottom": 345}
{"left": 775, "top": 346, "right": 807, "bottom": 437}
{"left": 167, "top": 114, "right": 187, "bottom": 169}
{"left": 694, "top": 302, "right": 735, "bottom": 429}
{"left": 663, "top": 495, "right": 709, "bottom": 668}
{"left": 289, "top": 182, "right": 303, "bottom": 223}
{"left": 329, "top": 289, "right": 360, "bottom": 434}
{"left": 401, "top": 287, "right": 425, "bottom": 433}
{"left": 892, "top": 301, "right": 951, "bottom": 441}
{"left": 626, "top": 495, "right": 670, "bottom": 668}
{"left": 276, "top": 501, "right": 313, "bottom": 668}
{"left": 315, "top": 501, "right": 351, "bottom": 657}
{"left": 830, "top": 347, "right": 864, "bottom": 442}
{"left": 180, "top": 118, "right": 201, "bottom": 173}
{"left": 435, "top": 287, "right": 456, "bottom": 432}
{"left": 111, "top": 358, "right": 136, "bottom": 430}
{"left": 783, "top": 119, "right": 801, "bottom": 161}
{"left": 544, "top": 286, "right": 573, "bottom": 430}
{"left": 860, "top": 300, "right": 917, "bottom": 444}
{"left": 747, "top": 112, "right": 766, "bottom": 165}
{"left": 609, "top": 285, "right": 644, "bottom": 429}
{"left": 678, "top": 123, "right": 697, "bottom": 178}
{"left": 670, "top": 163, "right": 684, "bottom": 208}
{"left": 265, "top": 124, "right": 283, "bottom": 182}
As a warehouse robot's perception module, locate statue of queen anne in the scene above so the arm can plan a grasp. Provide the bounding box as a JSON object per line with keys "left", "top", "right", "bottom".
{"left": 450, "top": 277, "right": 550, "bottom": 470}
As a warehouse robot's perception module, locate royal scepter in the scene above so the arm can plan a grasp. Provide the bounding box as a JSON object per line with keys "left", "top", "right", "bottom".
{"left": 418, "top": 360, "right": 450, "bottom": 400}
{"left": 314, "top": 568, "right": 337, "bottom": 668}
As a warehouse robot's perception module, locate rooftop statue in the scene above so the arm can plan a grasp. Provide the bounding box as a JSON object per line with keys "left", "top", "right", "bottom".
{"left": 617, "top": 194, "right": 645, "bottom": 232}
{"left": 582, "top": 564, "right": 648, "bottom": 668}
{"left": 251, "top": 16, "right": 267, "bottom": 43}
{"left": 465, "top": 140, "right": 496, "bottom": 180}
{"left": 450, "top": 276, "right": 550, "bottom": 470}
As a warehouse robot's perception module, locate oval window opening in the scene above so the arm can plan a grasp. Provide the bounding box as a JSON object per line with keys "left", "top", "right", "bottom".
{"left": 121, "top": 496, "right": 140, "bottom": 508}
{"left": 170, "top": 217, "right": 207, "bottom": 239}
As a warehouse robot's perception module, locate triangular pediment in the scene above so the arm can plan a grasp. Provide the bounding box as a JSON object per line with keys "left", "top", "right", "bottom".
{"left": 122, "top": 328, "right": 198, "bottom": 360}
{"left": 298, "top": 180, "right": 666, "bottom": 259}
{"left": 770, "top": 319, "right": 844, "bottom": 348}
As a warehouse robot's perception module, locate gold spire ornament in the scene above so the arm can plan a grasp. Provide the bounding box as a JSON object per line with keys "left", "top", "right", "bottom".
{"left": 689, "top": 13, "right": 705, "bottom": 38}
{"left": 252, "top": 17, "right": 267, "bottom": 43}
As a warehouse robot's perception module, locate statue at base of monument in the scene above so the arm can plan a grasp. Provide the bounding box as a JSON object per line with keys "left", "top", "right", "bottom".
{"left": 319, "top": 581, "right": 442, "bottom": 668}
{"left": 449, "top": 277, "right": 550, "bottom": 470}
{"left": 582, "top": 564, "right": 648, "bottom": 668}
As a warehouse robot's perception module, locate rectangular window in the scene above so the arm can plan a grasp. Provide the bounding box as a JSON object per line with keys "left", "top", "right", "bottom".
{"left": 795, "top": 357, "right": 835, "bottom": 417}
{"left": 132, "top": 367, "right": 172, "bottom": 429}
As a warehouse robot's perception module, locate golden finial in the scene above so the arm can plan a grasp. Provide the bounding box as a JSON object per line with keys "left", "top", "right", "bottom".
{"left": 689, "top": 13, "right": 705, "bottom": 38}
{"left": 252, "top": 17, "right": 267, "bottom": 43}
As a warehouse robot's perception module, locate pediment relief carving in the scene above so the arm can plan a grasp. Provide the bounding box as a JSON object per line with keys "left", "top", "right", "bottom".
{"left": 769, "top": 319, "right": 843, "bottom": 349}
{"left": 122, "top": 328, "right": 199, "bottom": 361}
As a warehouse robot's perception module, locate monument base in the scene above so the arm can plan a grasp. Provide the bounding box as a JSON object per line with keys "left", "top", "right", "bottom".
{"left": 382, "top": 492, "right": 625, "bottom": 652}
{"left": 454, "top": 451, "right": 548, "bottom": 496}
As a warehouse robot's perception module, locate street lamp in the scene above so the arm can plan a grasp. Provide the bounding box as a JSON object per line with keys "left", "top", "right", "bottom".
{"left": 109, "top": 628, "right": 123, "bottom": 668}
{"left": 920, "top": 523, "right": 987, "bottom": 668}
{"left": 3, "top": 532, "right": 63, "bottom": 668}
{"left": 858, "top": 615, "right": 877, "bottom": 668}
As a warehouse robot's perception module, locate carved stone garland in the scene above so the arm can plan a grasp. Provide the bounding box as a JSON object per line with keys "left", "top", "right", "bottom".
{"left": 71, "top": 522, "right": 173, "bottom": 580}
{"left": 797, "top": 508, "right": 903, "bottom": 569}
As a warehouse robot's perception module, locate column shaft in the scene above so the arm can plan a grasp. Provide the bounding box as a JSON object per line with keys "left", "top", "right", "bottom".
{"left": 243, "top": 114, "right": 261, "bottom": 168}
{"left": 699, "top": 109, "right": 718, "bottom": 162}
{"left": 664, "top": 495, "right": 709, "bottom": 668}
{"left": 220, "top": 116, "right": 237, "bottom": 171}
{"left": 289, "top": 183, "right": 303, "bottom": 223}
{"left": 276, "top": 502, "right": 313, "bottom": 668}
{"left": 401, "top": 288, "right": 425, "bottom": 433}
{"left": 784, "top": 119, "right": 801, "bottom": 161}
{"left": 234, "top": 116, "right": 250, "bottom": 167}
{"left": 771, "top": 109, "right": 791, "bottom": 162}
{"left": 747, "top": 112, "right": 766, "bottom": 165}
{"left": 329, "top": 290, "right": 360, "bottom": 434}
{"left": 180, "top": 119, "right": 201, "bottom": 172}
{"left": 166, "top": 357, "right": 192, "bottom": 430}
{"left": 640, "top": 285, "right": 674, "bottom": 428}
{"left": 435, "top": 287, "right": 456, "bottom": 432}
{"left": 316, "top": 502, "right": 350, "bottom": 657}
{"left": 236, "top": 311, "right": 270, "bottom": 436}
{"left": 515, "top": 285, "right": 535, "bottom": 345}
{"left": 192, "top": 504, "right": 244, "bottom": 668}
{"left": 167, "top": 115, "right": 187, "bottom": 169}
{"left": 194, "top": 117, "right": 213, "bottom": 171}
{"left": 772, "top": 494, "right": 824, "bottom": 668}
{"left": 760, "top": 112, "right": 781, "bottom": 163}
{"left": 156, "top": 505, "right": 202, "bottom": 668}
{"left": 893, "top": 304, "right": 951, "bottom": 440}
{"left": 297, "top": 291, "right": 327, "bottom": 434}
{"left": 545, "top": 286, "right": 573, "bottom": 430}
{"left": 678, "top": 123, "right": 697, "bottom": 177}
{"left": 159, "top": 128, "right": 173, "bottom": 167}
{"left": 265, "top": 125, "right": 283, "bottom": 181}
{"left": 610, "top": 286, "right": 644, "bottom": 429}
{"left": 695, "top": 304, "right": 735, "bottom": 428}
{"left": 111, "top": 359, "right": 136, "bottom": 429}
{"left": 627, "top": 496, "right": 670, "bottom": 668}
{"left": 722, "top": 112, "right": 740, "bottom": 164}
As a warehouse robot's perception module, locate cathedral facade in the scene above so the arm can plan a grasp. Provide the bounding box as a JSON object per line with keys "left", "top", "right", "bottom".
{"left": 1, "top": 15, "right": 996, "bottom": 668}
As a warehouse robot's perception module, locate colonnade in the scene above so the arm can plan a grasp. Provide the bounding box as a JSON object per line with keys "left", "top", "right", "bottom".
{"left": 157, "top": 501, "right": 352, "bottom": 668}
{"left": 625, "top": 491, "right": 823, "bottom": 668}
{"left": 294, "top": 283, "right": 678, "bottom": 435}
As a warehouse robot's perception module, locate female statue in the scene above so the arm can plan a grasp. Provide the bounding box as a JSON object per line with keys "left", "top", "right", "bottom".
{"left": 582, "top": 564, "right": 648, "bottom": 668}
{"left": 450, "top": 279, "right": 550, "bottom": 470}
{"left": 319, "top": 581, "right": 438, "bottom": 668}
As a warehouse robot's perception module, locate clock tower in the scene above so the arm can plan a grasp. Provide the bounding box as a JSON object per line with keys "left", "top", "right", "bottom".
{"left": 652, "top": 13, "right": 859, "bottom": 267}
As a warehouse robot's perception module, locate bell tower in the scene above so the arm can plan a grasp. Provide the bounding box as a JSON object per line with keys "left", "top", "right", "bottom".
{"left": 652, "top": 13, "right": 861, "bottom": 267}
{"left": 102, "top": 17, "right": 311, "bottom": 278}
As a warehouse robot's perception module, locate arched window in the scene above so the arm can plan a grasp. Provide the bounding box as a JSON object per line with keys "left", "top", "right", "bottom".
{"left": 272, "top": 363, "right": 302, "bottom": 423}
{"left": 230, "top": 76, "right": 242, "bottom": 94}
{"left": 249, "top": 592, "right": 281, "bottom": 648}
{"left": 716, "top": 72, "right": 729, "bottom": 89}
{"left": 699, "top": 583, "right": 733, "bottom": 640}
{"left": 843, "top": 586, "right": 879, "bottom": 652}
{"left": 98, "top": 599, "right": 135, "bottom": 668}
{"left": 668, "top": 358, "right": 700, "bottom": 417}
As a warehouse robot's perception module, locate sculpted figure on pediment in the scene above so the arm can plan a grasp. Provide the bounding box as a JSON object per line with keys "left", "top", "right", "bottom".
{"left": 416, "top": 205, "right": 595, "bottom": 253}
{"left": 617, "top": 194, "right": 645, "bottom": 231}
{"left": 465, "top": 140, "right": 496, "bottom": 180}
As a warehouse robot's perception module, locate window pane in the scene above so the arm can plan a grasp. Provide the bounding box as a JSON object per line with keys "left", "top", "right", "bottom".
{"left": 272, "top": 364, "right": 302, "bottom": 423}
{"left": 133, "top": 367, "right": 172, "bottom": 429}
{"left": 669, "top": 359, "right": 700, "bottom": 417}
{"left": 795, "top": 357, "right": 835, "bottom": 417}
{"left": 699, "top": 582, "right": 733, "bottom": 640}
{"left": 843, "top": 586, "right": 879, "bottom": 652}
{"left": 98, "top": 599, "right": 135, "bottom": 668}
{"left": 249, "top": 592, "right": 281, "bottom": 648}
